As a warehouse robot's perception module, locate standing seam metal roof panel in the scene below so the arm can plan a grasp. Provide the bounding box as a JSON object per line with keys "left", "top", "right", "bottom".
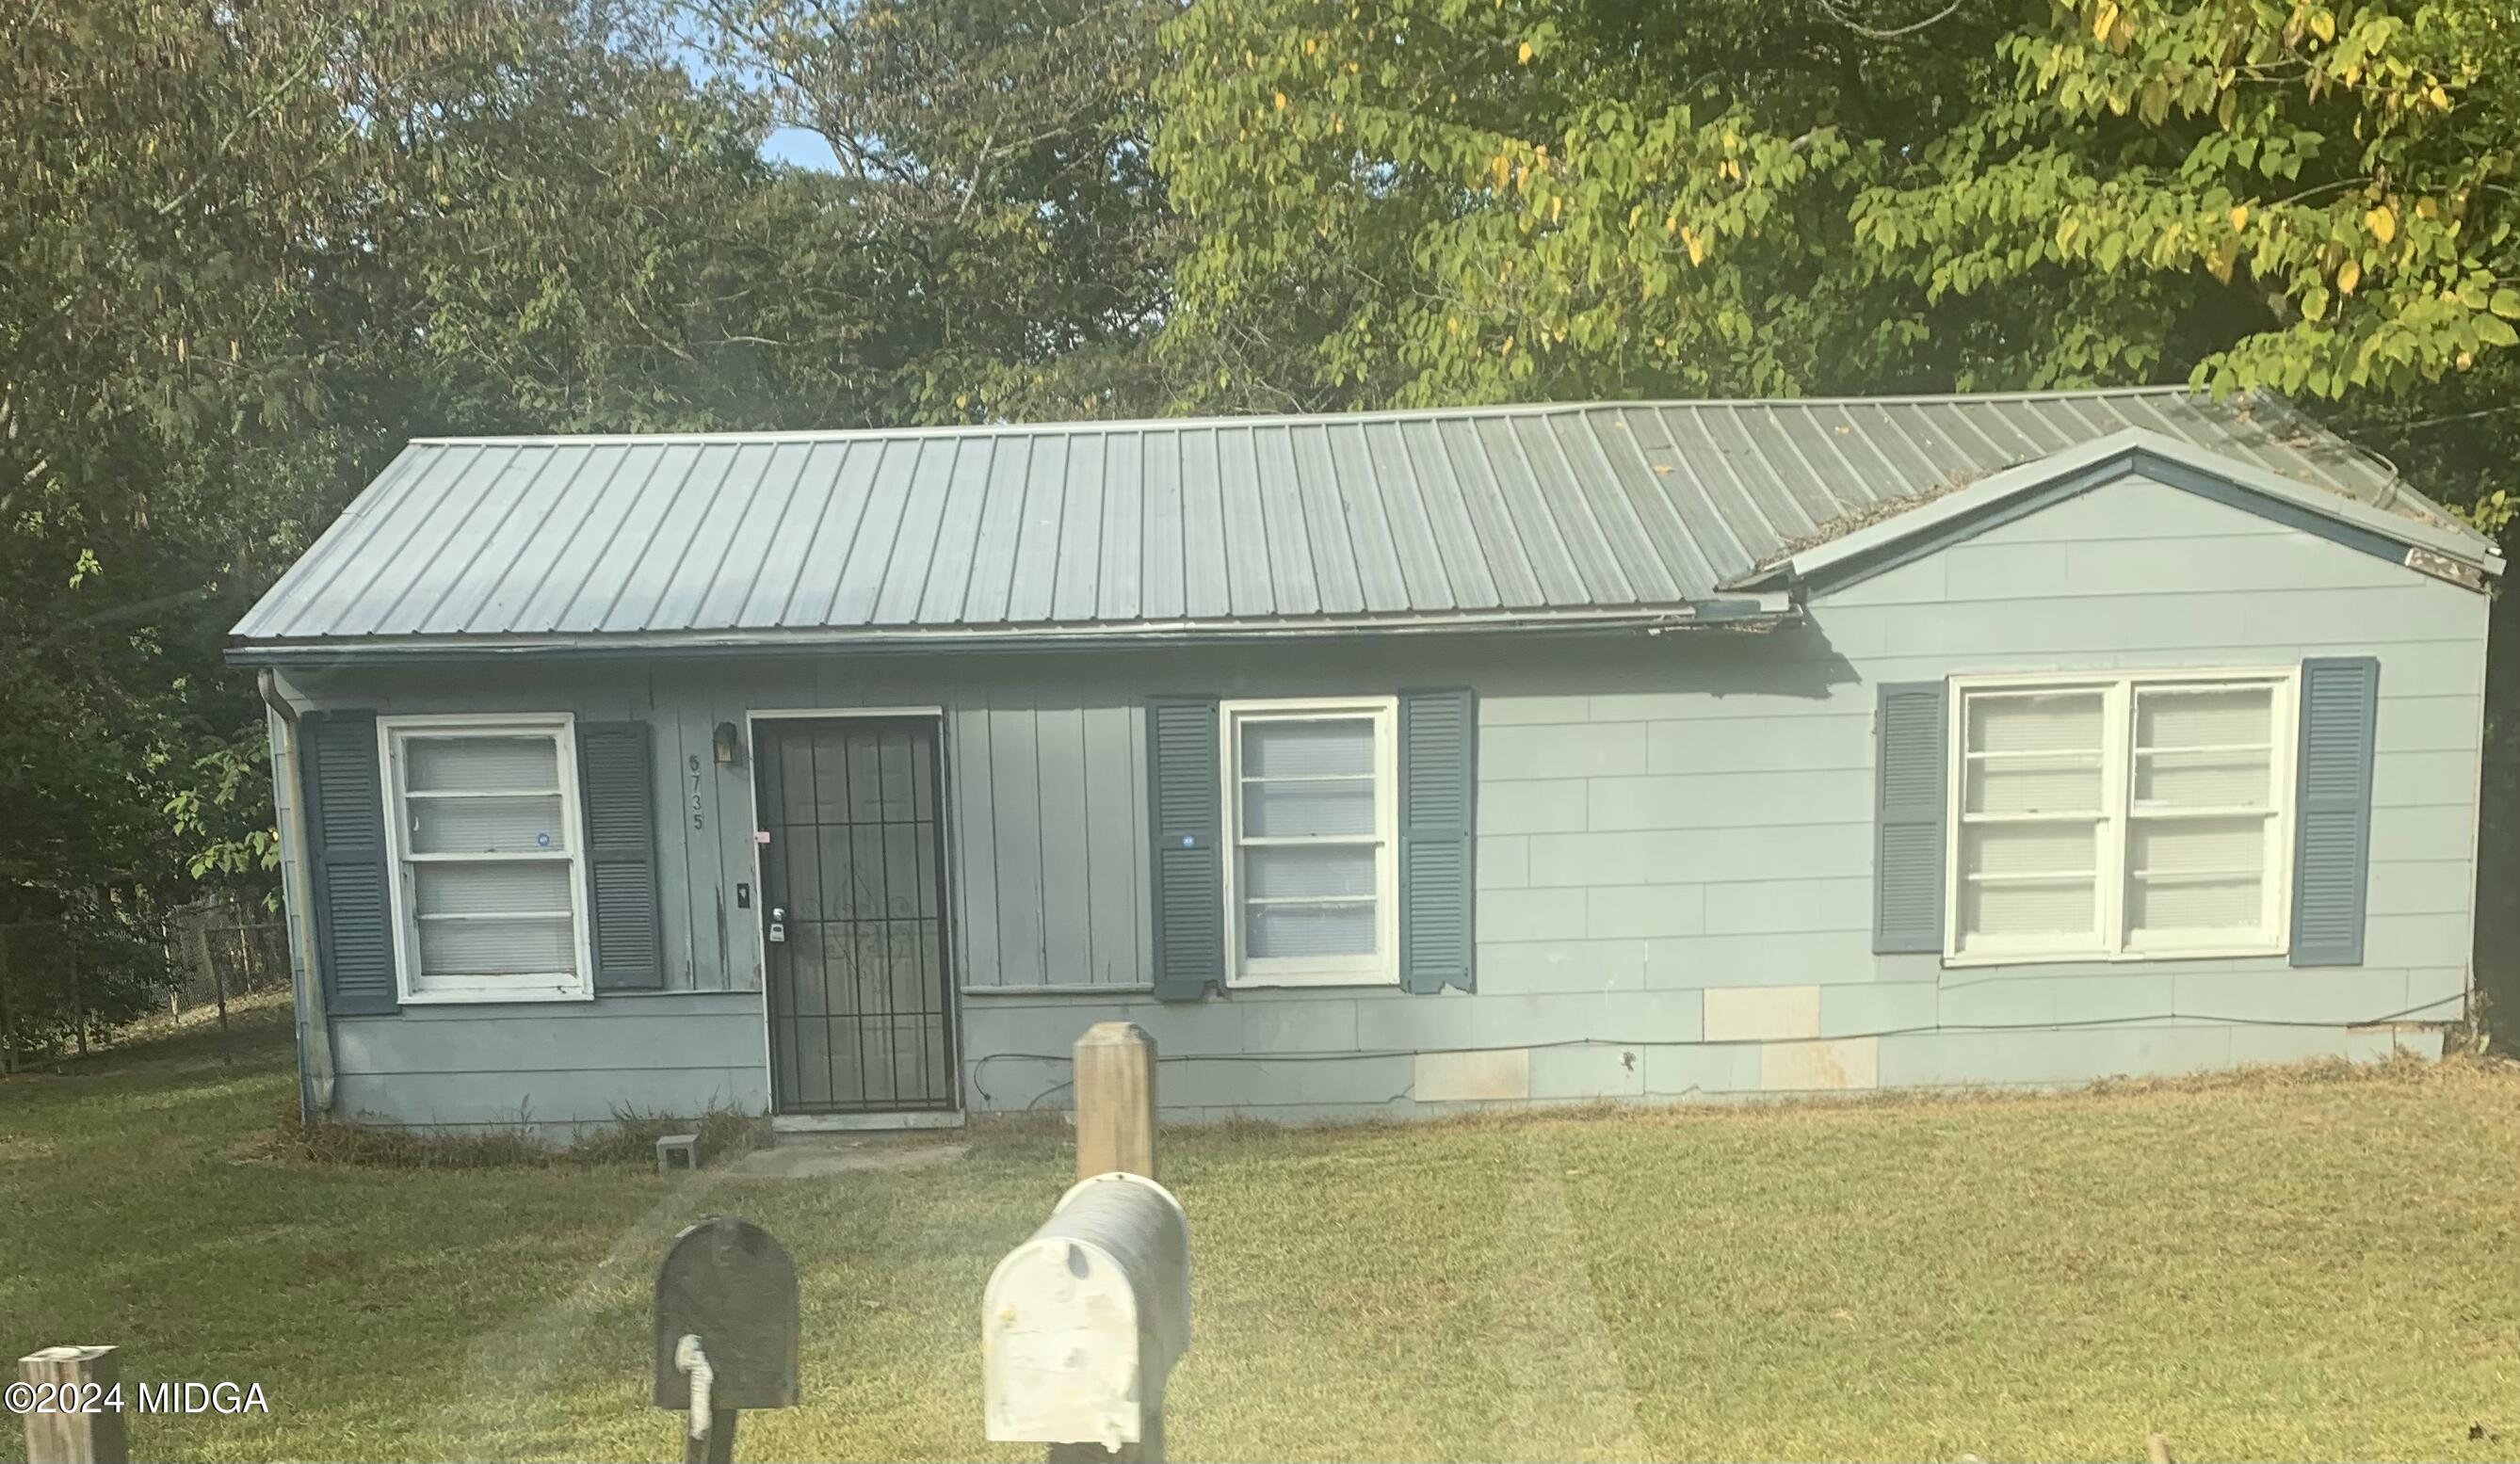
{"left": 231, "top": 388, "right": 2493, "bottom": 646}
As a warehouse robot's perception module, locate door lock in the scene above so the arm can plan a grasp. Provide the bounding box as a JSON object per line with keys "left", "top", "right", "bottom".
{"left": 767, "top": 906, "right": 786, "bottom": 944}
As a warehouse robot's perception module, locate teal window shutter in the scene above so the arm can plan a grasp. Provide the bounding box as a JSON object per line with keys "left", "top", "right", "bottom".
{"left": 2291, "top": 656, "right": 2380, "bottom": 967}
{"left": 1873, "top": 681, "right": 1948, "bottom": 955}
{"left": 301, "top": 710, "right": 399, "bottom": 1015}
{"left": 1399, "top": 688, "right": 1476, "bottom": 993}
{"left": 579, "top": 721, "right": 665, "bottom": 990}
{"left": 1147, "top": 699, "right": 1222, "bottom": 1001}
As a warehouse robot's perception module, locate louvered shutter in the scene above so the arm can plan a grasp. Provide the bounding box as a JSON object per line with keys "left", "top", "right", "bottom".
{"left": 1147, "top": 699, "right": 1222, "bottom": 1001}
{"left": 301, "top": 711, "right": 399, "bottom": 1014}
{"left": 2291, "top": 657, "right": 2380, "bottom": 967}
{"left": 579, "top": 721, "right": 665, "bottom": 990}
{"left": 1873, "top": 682, "right": 1949, "bottom": 955}
{"left": 1399, "top": 688, "right": 1476, "bottom": 993}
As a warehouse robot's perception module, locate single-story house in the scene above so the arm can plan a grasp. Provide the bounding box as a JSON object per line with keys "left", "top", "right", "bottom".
{"left": 229, "top": 388, "right": 2502, "bottom": 1137}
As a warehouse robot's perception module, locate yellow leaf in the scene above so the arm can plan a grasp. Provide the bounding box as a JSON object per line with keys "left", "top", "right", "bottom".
{"left": 1664, "top": 214, "right": 1679, "bottom": 234}
{"left": 1303, "top": 36, "right": 1316, "bottom": 54}
{"left": 2337, "top": 258, "right": 2362, "bottom": 294}
{"left": 2092, "top": 0, "right": 2118, "bottom": 39}
{"left": 2229, "top": 204, "right": 2250, "bottom": 232}
{"left": 1273, "top": 91, "right": 1287, "bottom": 111}
{"left": 1491, "top": 153, "right": 1511, "bottom": 188}
{"left": 1517, "top": 40, "right": 1532, "bottom": 64}
{"left": 2309, "top": 9, "right": 2334, "bottom": 41}
{"left": 1548, "top": 193, "right": 1562, "bottom": 223}
{"left": 1500, "top": 335, "right": 1515, "bottom": 356}
{"left": 1683, "top": 226, "right": 1704, "bottom": 265}
{"left": 1627, "top": 204, "right": 1643, "bottom": 229}
{"left": 2365, "top": 205, "right": 2396, "bottom": 244}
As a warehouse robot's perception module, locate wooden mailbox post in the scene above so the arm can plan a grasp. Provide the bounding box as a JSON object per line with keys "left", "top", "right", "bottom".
{"left": 982, "top": 1022, "right": 1187, "bottom": 1463}
{"left": 1072, "top": 1022, "right": 1155, "bottom": 1182}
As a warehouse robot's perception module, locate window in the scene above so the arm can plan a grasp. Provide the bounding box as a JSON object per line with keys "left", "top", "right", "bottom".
{"left": 380, "top": 716, "right": 592, "bottom": 1002}
{"left": 1948, "top": 671, "right": 2296, "bottom": 964}
{"left": 1220, "top": 698, "right": 1398, "bottom": 987}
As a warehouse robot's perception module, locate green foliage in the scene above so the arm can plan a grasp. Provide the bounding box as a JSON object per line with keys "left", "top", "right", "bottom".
{"left": 1150, "top": 0, "right": 2520, "bottom": 502}
{"left": 687, "top": 0, "right": 1183, "bottom": 422}
{"left": 2, "top": 0, "right": 1182, "bottom": 946}
{"left": 1853, "top": 0, "right": 2520, "bottom": 412}
{"left": 1150, "top": 0, "right": 2028, "bottom": 409}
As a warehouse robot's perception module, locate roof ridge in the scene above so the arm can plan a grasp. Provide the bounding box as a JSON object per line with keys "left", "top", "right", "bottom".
{"left": 407, "top": 386, "right": 2207, "bottom": 447}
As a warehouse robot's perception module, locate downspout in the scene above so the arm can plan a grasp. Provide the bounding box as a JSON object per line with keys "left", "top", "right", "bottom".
{"left": 259, "top": 669, "right": 335, "bottom": 1118}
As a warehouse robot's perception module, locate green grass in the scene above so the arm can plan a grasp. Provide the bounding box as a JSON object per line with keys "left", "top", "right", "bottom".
{"left": 5, "top": 1006, "right": 2518, "bottom": 1462}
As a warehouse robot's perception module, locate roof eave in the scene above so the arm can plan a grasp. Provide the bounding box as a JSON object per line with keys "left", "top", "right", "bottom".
{"left": 1721, "top": 428, "right": 2503, "bottom": 594}
{"left": 222, "top": 596, "right": 1801, "bottom": 668}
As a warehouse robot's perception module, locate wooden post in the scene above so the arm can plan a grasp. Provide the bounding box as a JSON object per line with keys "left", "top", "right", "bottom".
{"left": 1073, "top": 1022, "right": 1155, "bottom": 1182}
{"left": 205, "top": 925, "right": 229, "bottom": 1032}
{"left": 2146, "top": 1432, "right": 2173, "bottom": 1464}
{"left": 19, "top": 1345, "right": 128, "bottom": 1464}
{"left": 0, "top": 927, "right": 16, "bottom": 1075}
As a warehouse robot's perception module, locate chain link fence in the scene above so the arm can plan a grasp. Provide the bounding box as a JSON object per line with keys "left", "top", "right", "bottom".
{"left": 0, "top": 894, "right": 286, "bottom": 1072}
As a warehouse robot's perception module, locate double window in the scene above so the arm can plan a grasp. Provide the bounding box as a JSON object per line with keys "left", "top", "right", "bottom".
{"left": 1220, "top": 697, "right": 1399, "bottom": 987}
{"left": 1948, "top": 671, "right": 2296, "bottom": 964}
{"left": 379, "top": 715, "right": 592, "bottom": 1002}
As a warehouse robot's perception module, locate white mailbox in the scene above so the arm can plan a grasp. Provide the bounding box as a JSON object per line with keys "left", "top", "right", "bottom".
{"left": 983, "top": 1172, "right": 1190, "bottom": 1454}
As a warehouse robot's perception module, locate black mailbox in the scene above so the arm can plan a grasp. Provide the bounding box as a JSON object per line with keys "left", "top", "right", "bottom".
{"left": 654, "top": 1215, "right": 800, "bottom": 1411}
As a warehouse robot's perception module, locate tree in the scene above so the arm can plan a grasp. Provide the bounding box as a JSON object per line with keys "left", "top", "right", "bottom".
{"left": 1850, "top": 0, "right": 2520, "bottom": 507}
{"left": 1151, "top": 0, "right": 2520, "bottom": 501}
{"left": 685, "top": 0, "right": 1184, "bottom": 422}
{"left": 1151, "top": 0, "right": 2027, "bottom": 410}
{"left": 0, "top": 2, "right": 829, "bottom": 964}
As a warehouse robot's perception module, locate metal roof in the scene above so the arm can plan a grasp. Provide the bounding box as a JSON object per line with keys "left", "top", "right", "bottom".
{"left": 231, "top": 387, "right": 2491, "bottom": 655}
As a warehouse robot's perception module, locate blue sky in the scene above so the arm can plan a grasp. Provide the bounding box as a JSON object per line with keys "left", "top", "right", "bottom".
{"left": 762, "top": 125, "right": 842, "bottom": 170}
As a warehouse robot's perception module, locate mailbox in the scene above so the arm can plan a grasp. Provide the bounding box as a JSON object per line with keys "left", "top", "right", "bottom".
{"left": 983, "top": 1172, "right": 1190, "bottom": 1453}
{"left": 654, "top": 1215, "right": 799, "bottom": 1413}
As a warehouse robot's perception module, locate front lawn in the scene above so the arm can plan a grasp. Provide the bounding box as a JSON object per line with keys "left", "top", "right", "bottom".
{"left": 4, "top": 1006, "right": 2516, "bottom": 1462}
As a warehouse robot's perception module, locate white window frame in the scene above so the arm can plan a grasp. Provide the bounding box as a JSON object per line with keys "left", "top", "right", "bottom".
{"left": 1219, "top": 696, "right": 1400, "bottom": 989}
{"left": 1943, "top": 668, "right": 2299, "bottom": 968}
{"left": 378, "top": 713, "right": 595, "bottom": 1004}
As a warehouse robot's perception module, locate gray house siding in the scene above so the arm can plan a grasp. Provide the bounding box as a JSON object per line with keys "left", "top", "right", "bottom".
{"left": 275, "top": 467, "right": 2484, "bottom": 1133}
{"left": 963, "top": 471, "right": 2481, "bottom": 1118}
{"left": 327, "top": 993, "right": 768, "bottom": 1136}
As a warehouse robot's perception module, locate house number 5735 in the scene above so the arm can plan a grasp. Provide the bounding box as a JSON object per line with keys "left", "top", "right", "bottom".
{"left": 687, "top": 753, "right": 705, "bottom": 830}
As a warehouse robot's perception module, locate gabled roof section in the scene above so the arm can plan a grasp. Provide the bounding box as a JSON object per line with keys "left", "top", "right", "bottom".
{"left": 1733, "top": 427, "right": 2503, "bottom": 595}
{"left": 229, "top": 387, "right": 2496, "bottom": 661}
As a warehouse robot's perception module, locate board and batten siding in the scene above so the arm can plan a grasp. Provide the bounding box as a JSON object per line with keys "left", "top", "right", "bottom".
{"left": 275, "top": 468, "right": 2486, "bottom": 1131}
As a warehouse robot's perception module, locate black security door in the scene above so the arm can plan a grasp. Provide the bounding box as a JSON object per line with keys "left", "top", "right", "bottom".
{"left": 755, "top": 718, "right": 957, "bottom": 1113}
